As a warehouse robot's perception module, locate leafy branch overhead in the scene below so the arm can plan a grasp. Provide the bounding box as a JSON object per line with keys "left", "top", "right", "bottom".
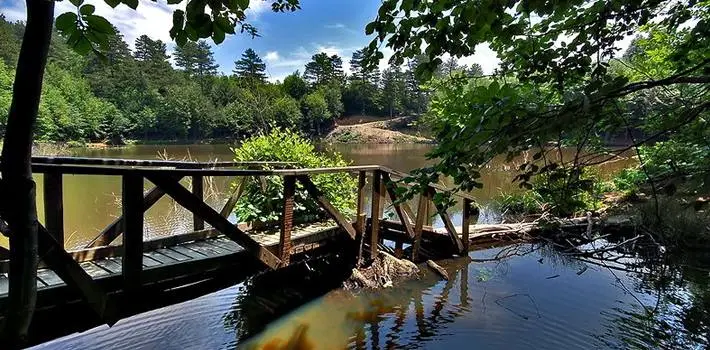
{"left": 55, "top": 0, "right": 301, "bottom": 56}
{"left": 364, "top": 0, "right": 709, "bottom": 204}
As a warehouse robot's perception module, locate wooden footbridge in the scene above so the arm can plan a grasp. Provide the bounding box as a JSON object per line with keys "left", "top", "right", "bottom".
{"left": 0, "top": 156, "right": 478, "bottom": 342}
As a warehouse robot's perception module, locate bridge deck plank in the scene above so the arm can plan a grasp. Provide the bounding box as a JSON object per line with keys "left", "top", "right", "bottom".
{"left": 0, "top": 222, "right": 340, "bottom": 298}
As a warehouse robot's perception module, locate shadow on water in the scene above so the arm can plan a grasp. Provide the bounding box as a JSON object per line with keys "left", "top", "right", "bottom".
{"left": 239, "top": 241, "right": 710, "bottom": 350}
{"left": 31, "top": 238, "right": 710, "bottom": 349}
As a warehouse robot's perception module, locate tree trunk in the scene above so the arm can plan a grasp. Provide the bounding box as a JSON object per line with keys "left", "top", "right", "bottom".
{"left": 0, "top": 0, "right": 55, "bottom": 345}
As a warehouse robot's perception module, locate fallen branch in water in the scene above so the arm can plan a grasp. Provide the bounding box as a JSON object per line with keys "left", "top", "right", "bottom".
{"left": 426, "top": 260, "right": 449, "bottom": 280}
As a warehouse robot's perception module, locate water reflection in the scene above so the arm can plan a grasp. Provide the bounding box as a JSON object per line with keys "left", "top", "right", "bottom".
{"left": 31, "top": 240, "right": 710, "bottom": 349}
{"left": 240, "top": 242, "right": 710, "bottom": 350}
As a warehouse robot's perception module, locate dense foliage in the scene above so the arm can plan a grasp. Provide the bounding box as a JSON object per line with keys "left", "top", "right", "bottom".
{"left": 0, "top": 14, "right": 482, "bottom": 144}
{"left": 231, "top": 129, "right": 356, "bottom": 224}
{"left": 366, "top": 0, "right": 709, "bottom": 211}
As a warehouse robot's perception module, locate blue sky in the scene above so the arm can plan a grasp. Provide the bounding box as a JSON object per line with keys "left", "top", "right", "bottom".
{"left": 0, "top": 0, "right": 501, "bottom": 81}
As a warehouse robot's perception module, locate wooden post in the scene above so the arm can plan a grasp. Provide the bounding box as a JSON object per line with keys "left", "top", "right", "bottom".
{"left": 369, "top": 170, "right": 383, "bottom": 258}
{"left": 279, "top": 176, "right": 295, "bottom": 266}
{"left": 122, "top": 174, "right": 144, "bottom": 296}
{"left": 43, "top": 172, "right": 63, "bottom": 246}
{"left": 462, "top": 198, "right": 472, "bottom": 253}
{"left": 192, "top": 175, "right": 204, "bottom": 231}
{"left": 381, "top": 172, "right": 415, "bottom": 239}
{"left": 356, "top": 171, "right": 367, "bottom": 265}
{"left": 355, "top": 171, "right": 367, "bottom": 235}
{"left": 412, "top": 192, "right": 428, "bottom": 262}
{"left": 431, "top": 187, "right": 464, "bottom": 254}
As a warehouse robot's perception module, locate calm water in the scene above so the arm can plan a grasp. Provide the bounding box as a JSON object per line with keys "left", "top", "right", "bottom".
{"left": 22, "top": 143, "right": 687, "bottom": 350}
{"left": 1, "top": 143, "right": 634, "bottom": 250}
{"left": 31, "top": 242, "right": 710, "bottom": 349}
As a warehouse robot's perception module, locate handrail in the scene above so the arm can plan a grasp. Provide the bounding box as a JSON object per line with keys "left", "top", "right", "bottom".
{"left": 30, "top": 156, "right": 295, "bottom": 169}
{"left": 28, "top": 159, "right": 475, "bottom": 201}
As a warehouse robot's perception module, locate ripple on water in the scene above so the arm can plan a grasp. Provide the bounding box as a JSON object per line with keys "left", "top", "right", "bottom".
{"left": 31, "top": 243, "right": 710, "bottom": 350}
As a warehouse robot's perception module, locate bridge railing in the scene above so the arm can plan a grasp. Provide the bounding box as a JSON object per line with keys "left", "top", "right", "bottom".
{"left": 0, "top": 157, "right": 477, "bottom": 322}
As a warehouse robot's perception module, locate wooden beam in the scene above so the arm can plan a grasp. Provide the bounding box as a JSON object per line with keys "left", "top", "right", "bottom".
{"left": 219, "top": 176, "right": 247, "bottom": 217}
{"left": 43, "top": 171, "right": 64, "bottom": 245}
{"left": 429, "top": 187, "right": 464, "bottom": 254}
{"left": 355, "top": 171, "right": 367, "bottom": 235}
{"left": 278, "top": 176, "right": 296, "bottom": 266}
{"left": 412, "top": 192, "right": 428, "bottom": 262}
{"left": 369, "top": 170, "right": 383, "bottom": 257}
{"left": 192, "top": 175, "right": 204, "bottom": 231}
{"left": 296, "top": 175, "right": 357, "bottom": 240}
{"left": 381, "top": 172, "right": 415, "bottom": 239}
{"left": 355, "top": 171, "right": 367, "bottom": 265}
{"left": 462, "top": 199, "right": 473, "bottom": 253}
{"left": 36, "top": 224, "right": 118, "bottom": 325}
{"left": 85, "top": 183, "right": 171, "bottom": 248}
{"left": 145, "top": 174, "right": 281, "bottom": 270}
{"left": 122, "top": 174, "right": 144, "bottom": 295}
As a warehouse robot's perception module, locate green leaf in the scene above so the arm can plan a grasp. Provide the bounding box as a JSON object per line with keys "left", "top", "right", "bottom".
{"left": 85, "top": 15, "right": 116, "bottom": 35}
{"left": 80, "top": 4, "right": 95, "bottom": 15}
{"left": 175, "top": 31, "right": 187, "bottom": 46}
{"left": 172, "top": 10, "right": 185, "bottom": 29}
{"left": 55, "top": 12, "right": 77, "bottom": 32}
{"left": 74, "top": 36, "right": 93, "bottom": 55}
{"left": 167, "top": 0, "right": 182, "bottom": 3}
{"left": 365, "top": 22, "right": 376, "bottom": 35}
{"left": 104, "top": 0, "right": 121, "bottom": 8}
{"left": 123, "top": 0, "right": 138, "bottom": 10}
{"left": 215, "top": 16, "right": 235, "bottom": 34}
{"left": 236, "top": 0, "right": 249, "bottom": 9}
{"left": 69, "top": 0, "right": 84, "bottom": 7}
{"left": 212, "top": 24, "right": 225, "bottom": 44}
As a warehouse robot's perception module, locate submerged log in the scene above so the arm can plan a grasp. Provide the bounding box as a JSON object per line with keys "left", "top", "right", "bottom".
{"left": 343, "top": 251, "right": 419, "bottom": 290}
{"left": 426, "top": 260, "right": 449, "bottom": 281}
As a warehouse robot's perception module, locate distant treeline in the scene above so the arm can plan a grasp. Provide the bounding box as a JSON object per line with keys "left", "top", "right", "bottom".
{"left": 0, "top": 15, "right": 482, "bottom": 144}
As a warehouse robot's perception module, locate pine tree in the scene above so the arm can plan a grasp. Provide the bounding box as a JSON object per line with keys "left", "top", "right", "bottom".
{"left": 304, "top": 52, "right": 344, "bottom": 86}
{"left": 233, "top": 48, "right": 267, "bottom": 82}
{"left": 174, "top": 40, "right": 218, "bottom": 77}
{"left": 381, "top": 66, "right": 405, "bottom": 117}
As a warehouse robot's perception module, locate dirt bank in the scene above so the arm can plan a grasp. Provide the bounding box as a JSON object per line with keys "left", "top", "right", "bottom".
{"left": 324, "top": 116, "right": 433, "bottom": 144}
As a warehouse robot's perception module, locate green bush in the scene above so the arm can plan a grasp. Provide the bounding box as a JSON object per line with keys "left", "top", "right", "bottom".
{"left": 231, "top": 128, "right": 357, "bottom": 225}
{"left": 496, "top": 167, "right": 605, "bottom": 217}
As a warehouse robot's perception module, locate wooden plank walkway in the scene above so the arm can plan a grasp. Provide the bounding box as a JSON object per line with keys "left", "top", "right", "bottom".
{"left": 0, "top": 222, "right": 338, "bottom": 296}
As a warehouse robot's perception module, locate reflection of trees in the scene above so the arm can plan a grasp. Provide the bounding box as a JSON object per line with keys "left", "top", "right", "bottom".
{"left": 222, "top": 238, "right": 710, "bottom": 349}
{"left": 221, "top": 253, "right": 354, "bottom": 342}
{"left": 556, "top": 237, "right": 710, "bottom": 349}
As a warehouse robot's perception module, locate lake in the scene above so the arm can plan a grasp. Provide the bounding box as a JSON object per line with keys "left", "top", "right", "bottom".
{"left": 24, "top": 143, "right": 702, "bottom": 350}
{"left": 30, "top": 241, "right": 710, "bottom": 349}
{"left": 2, "top": 143, "right": 634, "bottom": 250}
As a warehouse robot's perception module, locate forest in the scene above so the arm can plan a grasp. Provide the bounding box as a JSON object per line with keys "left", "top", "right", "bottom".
{"left": 0, "top": 14, "right": 483, "bottom": 144}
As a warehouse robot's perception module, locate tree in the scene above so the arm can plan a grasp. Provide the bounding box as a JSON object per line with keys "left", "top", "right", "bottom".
{"left": 174, "top": 40, "right": 219, "bottom": 77}
{"left": 282, "top": 71, "right": 307, "bottom": 100}
{"left": 134, "top": 35, "right": 171, "bottom": 78}
{"left": 365, "top": 0, "right": 709, "bottom": 205}
{"left": 437, "top": 56, "right": 459, "bottom": 77}
{"left": 304, "top": 52, "right": 344, "bottom": 86}
{"left": 345, "top": 49, "right": 380, "bottom": 115}
{"left": 381, "top": 66, "right": 405, "bottom": 117}
{"left": 401, "top": 55, "right": 429, "bottom": 115}
{"left": 233, "top": 48, "right": 267, "bottom": 82}
{"left": 302, "top": 91, "right": 330, "bottom": 134}
{"left": 466, "top": 63, "right": 483, "bottom": 77}
{"left": 0, "top": 0, "right": 301, "bottom": 343}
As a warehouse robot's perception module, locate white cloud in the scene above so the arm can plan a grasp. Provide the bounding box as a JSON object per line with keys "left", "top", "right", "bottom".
{"left": 325, "top": 23, "right": 346, "bottom": 29}
{"left": 264, "top": 51, "right": 280, "bottom": 62}
{"left": 457, "top": 44, "right": 501, "bottom": 75}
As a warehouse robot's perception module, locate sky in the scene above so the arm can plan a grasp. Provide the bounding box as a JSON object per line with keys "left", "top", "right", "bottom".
{"left": 0, "top": 0, "right": 502, "bottom": 82}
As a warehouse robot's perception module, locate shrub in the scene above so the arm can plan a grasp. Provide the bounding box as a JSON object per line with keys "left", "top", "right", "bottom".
{"left": 496, "top": 167, "right": 605, "bottom": 217}
{"left": 232, "top": 128, "right": 357, "bottom": 225}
